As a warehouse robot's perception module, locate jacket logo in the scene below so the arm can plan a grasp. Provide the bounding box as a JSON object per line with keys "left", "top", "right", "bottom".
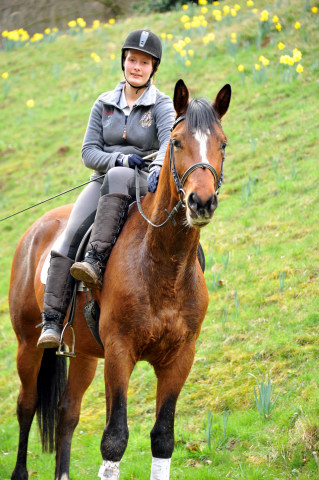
{"left": 103, "top": 108, "right": 113, "bottom": 116}
{"left": 139, "top": 111, "right": 153, "bottom": 128}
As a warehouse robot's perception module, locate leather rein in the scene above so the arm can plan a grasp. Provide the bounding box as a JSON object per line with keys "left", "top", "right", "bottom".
{"left": 135, "top": 115, "right": 221, "bottom": 228}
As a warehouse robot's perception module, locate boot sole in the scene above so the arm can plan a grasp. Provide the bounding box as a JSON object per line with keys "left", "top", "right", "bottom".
{"left": 70, "top": 264, "right": 102, "bottom": 290}
{"left": 37, "top": 334, "right": 60, "bottom": 349}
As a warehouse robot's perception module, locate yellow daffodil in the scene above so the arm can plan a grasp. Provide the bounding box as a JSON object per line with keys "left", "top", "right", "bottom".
{"left": 272, "top": 15, "right": 279, "bottom": 23}
{"left": 184, "top": 22, "right": 191, "bottom": 29}
{"left": 30, "top": 33, "right": 44, "bottom": 42}
{"left": 160, "top": 33, "right": 166, "bottom": 39}
{"left": 296, "top": 64, "right": 303, "bottom": 73}
{"left": 182, "top": 4, "right": 188, "bottom": 10}
{"left": 26, "top": 99, "right": 35, "bottom": 108}
{"left": 202, "top": 36, "right": 209, "bottom": 44}
{"left": 44, "top": 28, "right": 51, "bottom": 35}
{"left": 275, "top": 23, "right": 282, "bottom": 31}
{"left": 223, "top": 5, "right": 230, "bottom": 15}
{"left": 68, "top": 20, "right": 76, "bottom": 28}
{"left": 188, "top": 49, "right": 194, "bottom": 56}
{"left": 260, "top": 10, "right": 269, "bottom": 22}
{"left": 231, "top": 8, "right": 237, "bottom": 17}
{"left": 2, "top": 30, "right": 8, "bottom": 37}
{"left": 184, "top": 37, "right": 191, "bottom": 44}
{"left": 110, "top": 54, "right": 116, "bottom": 60}
{"left": 293, "top": 48, "right": 302, "bottom": 62}
{"left": 1, "top": 71, "right": 9, "bottom": 79}
{"left": 185, "top": 60, "right": 191, "bottom": 67}
{"left": 180, "top": 15, "right": 190, "bottom": 23}
{"left": 180, "top": 50, "right": 187, "bottom": 57}
{"left": 247, "top": 0, "right": 254, "bottom": 6}
{"left": 295, "top": 22, "right": 301, "bottom": 29}
{"left": 201, "top": 7, "right": 208, "bottom": 14}
{"left": 215, "top": 14, "right": 222, "bottom": 21}
{"left": 238, "top": 64, "right": 244, "bottom": 72}
{"left": 234, "top": 4, "right": 241, "bottom": 11}
{"left": 277, "top": 42, "right": 285, "bottom": 50}
{"left": 312, "top": 6, "right": 318, "bottom": 13}
{"left": 254, "top": 64, "right": 261, "bottom": 70}
{"left": 167, "top": 34, "right": 173, "bottom": 40}
{"left": 198, "top": 0, "right": 207, "bottom": 5}
{"left": 109, "top": 18, "right": 116, "bottom": 24}
{"left": 259, "top": 55, "right": 269, "bottom": 66}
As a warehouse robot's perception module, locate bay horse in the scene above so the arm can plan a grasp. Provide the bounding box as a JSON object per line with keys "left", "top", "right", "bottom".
{"left": 9, "top": 79, "right": 231, "bottom": 480}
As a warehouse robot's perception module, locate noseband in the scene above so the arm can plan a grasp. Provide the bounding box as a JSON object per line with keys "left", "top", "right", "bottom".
{"left": 135, "top": 115, "right": 222, "bottom": 228}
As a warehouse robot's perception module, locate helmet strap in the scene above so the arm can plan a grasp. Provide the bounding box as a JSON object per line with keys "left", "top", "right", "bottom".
{"left": 123, "top": 73, "right": 152, "bottom": 94}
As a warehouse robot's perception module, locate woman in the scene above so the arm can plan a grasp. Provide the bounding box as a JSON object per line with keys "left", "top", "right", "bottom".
{"left": 37, "top": 29, "right": 175, "bottom": 349}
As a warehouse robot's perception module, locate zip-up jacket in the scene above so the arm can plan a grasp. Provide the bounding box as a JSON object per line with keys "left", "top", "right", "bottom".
{"left": 81, "top": 81, "right": 175, "bottom": 180}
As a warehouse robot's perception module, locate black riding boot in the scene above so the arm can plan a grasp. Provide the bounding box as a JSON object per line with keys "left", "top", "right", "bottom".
{"left": 70, "top": 193, "right": 131, "bottom": 290}
{"left": 37, "top": 251, "right": 75, "bottom": 349}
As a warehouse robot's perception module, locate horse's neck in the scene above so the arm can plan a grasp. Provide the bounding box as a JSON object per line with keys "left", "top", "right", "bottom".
{"left": 144, "top": 167, "right": 200, "bottom": 266}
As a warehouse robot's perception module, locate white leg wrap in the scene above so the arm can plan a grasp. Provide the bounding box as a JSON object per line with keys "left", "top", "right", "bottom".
{"left": 98, "top": 460, "right": 120, "bottom": 479}
{"left": 150, "top": 457, "right": 171, "bottom": 480}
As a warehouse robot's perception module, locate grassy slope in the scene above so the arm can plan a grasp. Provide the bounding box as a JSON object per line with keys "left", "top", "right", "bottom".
{"left": 1, "top": 0, "right": 319, "bottom": 478}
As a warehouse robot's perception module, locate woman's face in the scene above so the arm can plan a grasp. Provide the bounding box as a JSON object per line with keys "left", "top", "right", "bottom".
{"left": 123, "top": 49, "right": 154, "bottom": 88}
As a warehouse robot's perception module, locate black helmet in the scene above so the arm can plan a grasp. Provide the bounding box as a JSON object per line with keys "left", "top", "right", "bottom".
{"left": 121, "top": 29, "right": 162, "bottom": 73}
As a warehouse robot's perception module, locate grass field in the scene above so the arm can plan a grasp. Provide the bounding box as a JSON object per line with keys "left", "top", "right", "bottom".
{"left": 1, "top": 0, "right": 319, "bottom": 478}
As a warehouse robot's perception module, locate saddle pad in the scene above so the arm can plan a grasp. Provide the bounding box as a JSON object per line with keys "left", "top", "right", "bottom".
{"left": 40, "top": 231, "right": 86, "bottom": 291}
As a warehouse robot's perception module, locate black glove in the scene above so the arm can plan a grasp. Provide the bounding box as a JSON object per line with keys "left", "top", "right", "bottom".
{"left": 124, "top": 154, "right": 145, "bottom": 169}
{"left": 148, "top": 167, "right": 161, "bottom": 193}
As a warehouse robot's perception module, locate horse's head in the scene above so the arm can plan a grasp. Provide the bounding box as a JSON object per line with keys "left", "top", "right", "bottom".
{"left": 171, "top": 79, "right": 231, "bottom": 228}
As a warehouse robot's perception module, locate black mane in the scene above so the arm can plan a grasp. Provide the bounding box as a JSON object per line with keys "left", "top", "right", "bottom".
{"left": 185, "top": 98, "right": 220, "bottom": 135}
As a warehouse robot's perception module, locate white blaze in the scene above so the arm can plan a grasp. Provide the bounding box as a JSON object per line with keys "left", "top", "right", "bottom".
{"left": 194, "top": 130, "right": 209, "bottom": 164}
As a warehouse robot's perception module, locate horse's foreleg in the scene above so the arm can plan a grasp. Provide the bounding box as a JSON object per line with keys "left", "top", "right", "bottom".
{"left": 150, "top": 342, "right": 196, "bottom": 480}
{"left": 11, "top": 345, "right": 43, "bottom": 480}
{"left": 99, "top": 345, "right": 135, "bottom": 480}
{"left": 55, "top": 354, "right": 98, "bottom": 480}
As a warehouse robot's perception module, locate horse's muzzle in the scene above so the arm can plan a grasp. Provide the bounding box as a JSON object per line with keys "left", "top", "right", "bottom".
{"left": 186, "top": 192, "right": 218, "bottom": 227}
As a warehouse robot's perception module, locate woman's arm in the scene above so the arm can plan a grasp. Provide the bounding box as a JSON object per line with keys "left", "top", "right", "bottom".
{"left": 149, "top": 94, "right": 175, "bottom": 171}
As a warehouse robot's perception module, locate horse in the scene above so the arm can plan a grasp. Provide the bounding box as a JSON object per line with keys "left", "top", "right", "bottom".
{"left": 9, "top": 79, "right": 231, "bottom": 480}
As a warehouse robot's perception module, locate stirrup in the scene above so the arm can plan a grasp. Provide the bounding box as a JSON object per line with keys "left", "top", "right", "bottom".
{"left": 56, "top": 323, "right": 76, "bottom": 358}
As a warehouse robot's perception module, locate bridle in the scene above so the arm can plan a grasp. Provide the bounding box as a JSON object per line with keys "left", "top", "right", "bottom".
{"left": 135, "top": 115, "right": 222, "bottom": 228}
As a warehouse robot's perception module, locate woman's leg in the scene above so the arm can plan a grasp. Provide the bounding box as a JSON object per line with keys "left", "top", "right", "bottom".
{"left": 70, "top": 168, "right": 148, "bottom": 289}
{"left": 37, "top": 180, "right": 101, "bottom": 348}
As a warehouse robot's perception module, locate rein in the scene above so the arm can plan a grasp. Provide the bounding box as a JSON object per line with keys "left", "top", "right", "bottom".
{"left": 135, "top": 115, "right": 221, "bottom": 228}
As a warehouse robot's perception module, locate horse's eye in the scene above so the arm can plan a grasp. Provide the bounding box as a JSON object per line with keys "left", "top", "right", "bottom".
{"left": 173, "top": 139, "right": 182, "bottom": 149}
{"left": 220, "top": 142, "right": 227, "bottom": 151}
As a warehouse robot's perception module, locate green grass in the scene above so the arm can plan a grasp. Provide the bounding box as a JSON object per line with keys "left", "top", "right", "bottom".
{"left": 1, "top": 0, "right": 319, "bottom": 478}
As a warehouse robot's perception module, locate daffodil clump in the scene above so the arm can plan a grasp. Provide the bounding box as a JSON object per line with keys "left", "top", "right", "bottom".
{"left": 173, "top": 37, "right": 194, "bottom": 68}
{"left": 1, "top": 18, "right": 116, "bottom": 51}
{"left": 279, "top": 47, "right": 303, "bottom": 82}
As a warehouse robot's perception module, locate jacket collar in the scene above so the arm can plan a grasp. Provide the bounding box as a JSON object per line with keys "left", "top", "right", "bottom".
{"left": 98, "top": 81, "right": 157, "bottom": 108}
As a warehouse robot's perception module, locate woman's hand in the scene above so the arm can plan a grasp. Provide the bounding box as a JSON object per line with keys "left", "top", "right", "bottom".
{"left": 148, "top": 166, "right": 161, "bottom": 193}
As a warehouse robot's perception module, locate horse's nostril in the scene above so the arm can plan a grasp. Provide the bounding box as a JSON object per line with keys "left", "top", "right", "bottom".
{"left": 187, "top": 193, "right": 218, "bottom": 216}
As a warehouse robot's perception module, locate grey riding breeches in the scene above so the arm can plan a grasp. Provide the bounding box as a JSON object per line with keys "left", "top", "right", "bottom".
{"left": 54, "top": 167, "right": 148, "bottom": 257}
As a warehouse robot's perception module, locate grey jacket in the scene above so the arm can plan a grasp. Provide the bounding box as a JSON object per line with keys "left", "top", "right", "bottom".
{"left": 81, "top": 81, "right": 175, "bottom": 180}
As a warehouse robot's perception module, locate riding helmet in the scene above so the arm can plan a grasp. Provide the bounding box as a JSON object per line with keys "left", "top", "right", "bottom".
{"left": 121, "top": 29, "right": 162, "bottom": 75}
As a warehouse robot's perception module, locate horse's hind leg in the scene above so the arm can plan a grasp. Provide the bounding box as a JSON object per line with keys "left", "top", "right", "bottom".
{"left": 11, "top": 344, "right": 43, "bottom": 480}
{"left": 55, "top": 354, "right": 98, "bottom": 480}
{"left": 150, "top": 342, "right": 196, "bottom": 479}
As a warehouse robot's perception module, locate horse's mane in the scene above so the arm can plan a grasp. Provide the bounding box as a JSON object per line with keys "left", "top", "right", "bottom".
{"left": 185, "top": 97, "right": 220, "bottom": 135}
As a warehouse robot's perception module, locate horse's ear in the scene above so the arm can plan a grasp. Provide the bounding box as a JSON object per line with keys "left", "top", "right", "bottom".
{"left": 212, "top": 84, "right": 231, "bottom": 120}
{"left": 173, "top": 79, "right": 189, "bottom": 117}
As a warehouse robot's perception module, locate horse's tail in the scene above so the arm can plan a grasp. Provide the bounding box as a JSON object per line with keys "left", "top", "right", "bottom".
{"left": 36, "top": 349, "right": 67, "bottom": 453}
